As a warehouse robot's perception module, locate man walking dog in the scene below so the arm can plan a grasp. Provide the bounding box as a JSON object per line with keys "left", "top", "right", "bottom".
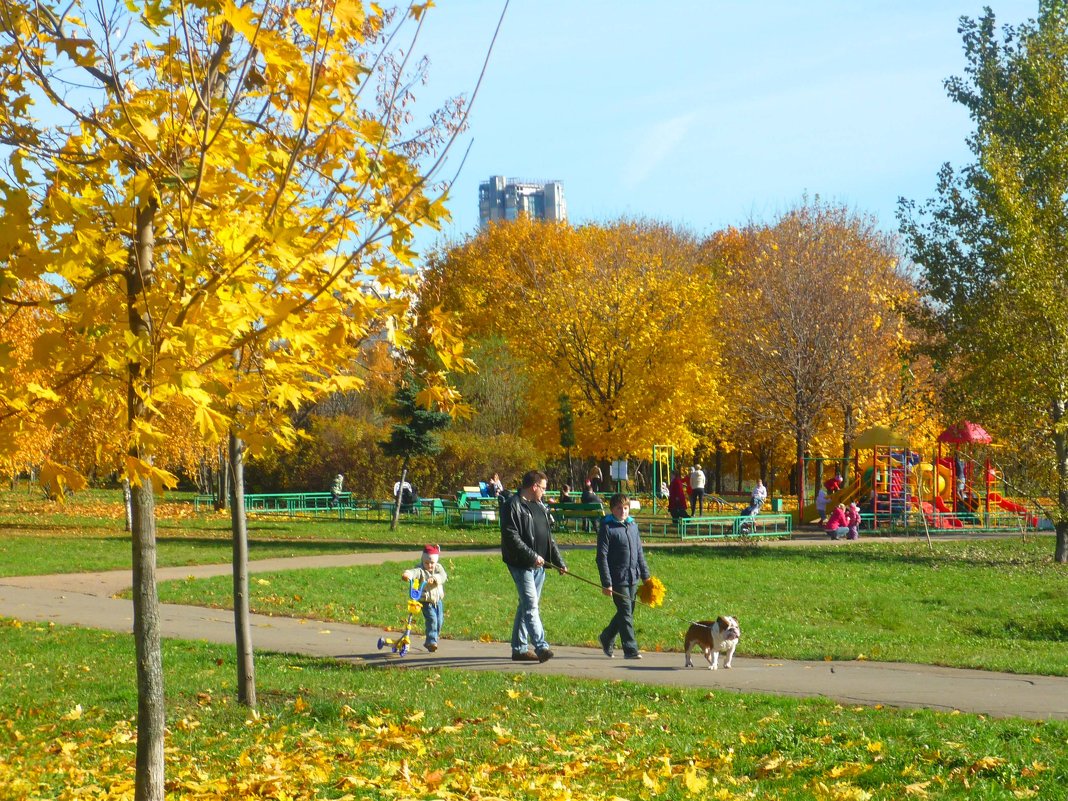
{"left": 500, "top": 470, "right": 568, "bottom": 663}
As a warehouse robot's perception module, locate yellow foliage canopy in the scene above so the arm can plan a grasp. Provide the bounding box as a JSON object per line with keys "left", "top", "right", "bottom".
{"left": 0, "top": 0, "right": 468, "bottom": 483}
{"left": 422, "top": 218, "right": 725, "bottom": 458}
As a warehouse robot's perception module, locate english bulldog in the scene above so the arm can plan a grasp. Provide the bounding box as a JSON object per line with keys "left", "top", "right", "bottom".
{"left": 684, "top": 615, "right": 740, "bottom": 670}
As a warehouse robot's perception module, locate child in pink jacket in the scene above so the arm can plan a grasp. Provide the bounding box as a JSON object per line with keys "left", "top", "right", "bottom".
{"left": 825, "top": 503, "right": 849, "bottom": 540}
{"left": 845, "top": 502, "right": 861, "bottom": 540}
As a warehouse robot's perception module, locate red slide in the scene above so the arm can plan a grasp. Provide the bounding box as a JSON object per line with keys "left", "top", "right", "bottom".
{"left": 988, "top": 492, "right": 1038, "bottom": 527}
{"left": 932, "top": 496, "right": 963, "bottom": 528}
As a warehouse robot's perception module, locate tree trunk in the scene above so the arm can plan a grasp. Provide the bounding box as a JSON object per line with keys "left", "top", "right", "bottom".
{"left": 795, "top": 437, "right": 806, "bottom": 518}
{"left": 131, "top": 480, "right": 164, "bottom": 801}
{"left": 390, "top": 461, "right": 408, "bottom": 532}
{"left": 714, "top": 441, "right": 724, "bottom": 494}
{"left": 215, "top": 443, "right": 227, "bottom": 511}
{"left": 757, "top": 444, "right": 770, "bottom": 487}
{"left": 1052, "top": 399, "right": 1068, "bottom": 563}
{"left": 123, "top": 478, "right": 133, "bottom": 532}
{"left": 129, "top": 198, "right": 164, "bottom": 801}
{"left": 229, "top": 429, "right": 257, "bottom": 706}
{"left": 736, "top": 450, "right": 743, "bottom": 493}
{"left": 843, "top": 404, "right": 855, "bottom": 469}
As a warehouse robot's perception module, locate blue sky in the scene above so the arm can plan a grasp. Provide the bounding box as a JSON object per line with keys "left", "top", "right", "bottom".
{"left": 409, "top": 1, "right": 1036, "bottom": 253}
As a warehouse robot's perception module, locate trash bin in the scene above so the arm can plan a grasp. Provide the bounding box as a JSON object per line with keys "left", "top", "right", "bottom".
{"left": 770, "top": 497, "right": 783, "bottom": 513}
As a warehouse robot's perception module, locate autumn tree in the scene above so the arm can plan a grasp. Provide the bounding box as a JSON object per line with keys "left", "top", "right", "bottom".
{"left": 420, "top": 217, "right": 724, "bottom": 461}
{"left": 0, "top": 282, "right": 59, "bottom": 480}
{"left": 900, "top": 1, "right": 1068, "bottom": 562}
{"left": 718, "top": 201, "right": 912, "bottom": 511}
{"left": 449, "top": 335, "right": 530, "bottom": 438}
{"left": 0, "top": 1, "right": 482, "bottom": 797}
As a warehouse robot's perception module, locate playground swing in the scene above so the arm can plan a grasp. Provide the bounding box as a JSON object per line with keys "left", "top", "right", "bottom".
{"left": 377, "top": 578, "right": 423, "bottom": 657}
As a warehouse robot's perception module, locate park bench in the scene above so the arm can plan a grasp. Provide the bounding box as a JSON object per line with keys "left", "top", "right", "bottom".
{"left": 552, "top": 501, "right": 605, "bottom": 532}
{"left": 461, "top": 494, "right": 500, "bottom": 524}
{"left": 434, "top": 498, "right": 462, "bottom": 523}
{"left": 456, "top": 486, "right": 485, "bottom": 507}
{"left": 383, "top": 496, "right": 430, "bottom": 517}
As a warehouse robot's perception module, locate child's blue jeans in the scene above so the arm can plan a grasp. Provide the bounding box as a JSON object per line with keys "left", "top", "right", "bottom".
{"left": 422, "top": 601, "right": 443, "bottom": 646}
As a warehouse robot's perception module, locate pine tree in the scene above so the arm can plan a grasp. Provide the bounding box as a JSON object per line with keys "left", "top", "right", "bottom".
{"left": 380, "top": 377, "right": 452, "bottom": 530}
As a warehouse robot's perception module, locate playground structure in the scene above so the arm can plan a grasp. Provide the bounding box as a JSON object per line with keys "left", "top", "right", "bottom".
{"left": 217, "top": 423, "right": 1040, "bottom": 541}
{"left": 650, "top": 444, "right": 675, "bottom": 516}
{"left": 796, "top": 423, "right": 1042, "bottom": 534}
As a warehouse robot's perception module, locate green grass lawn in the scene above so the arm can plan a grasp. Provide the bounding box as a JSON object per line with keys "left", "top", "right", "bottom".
{"left": 2, "top": 618, "right": 1065, "bottom": 800}
{"left": 4, "top": 490, "right": 1064, "bottom": 675}
{"left": 4, "top": 492, "right": 1067, "bottom": 798}
{"left": 0, "top": 489, "right": 505, "bottom": 576}
{"left": 153, "top": 537, "right": 1068, "bottom": 676}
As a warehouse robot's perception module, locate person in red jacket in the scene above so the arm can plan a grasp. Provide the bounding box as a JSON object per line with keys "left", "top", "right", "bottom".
{"left": 668, "top": 470, "right": 689, "bottom": 523}
{"left": 825, "top": 503, "right": 849, "bottom": 540}
{"left": 824, "top": 471, "right": 844, "bottom": 493}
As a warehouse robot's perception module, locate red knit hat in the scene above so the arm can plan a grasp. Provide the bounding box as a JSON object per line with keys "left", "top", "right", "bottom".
{"left": 422, "top": 544, "right": 440, "bottom": 563}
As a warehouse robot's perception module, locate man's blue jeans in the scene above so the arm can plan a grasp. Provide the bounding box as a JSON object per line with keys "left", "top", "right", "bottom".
{"left": 508, "top": 564, "right": 548, "bottom": 654}
{"left": 422, "top": 601, "right": 442, "bottom": 647}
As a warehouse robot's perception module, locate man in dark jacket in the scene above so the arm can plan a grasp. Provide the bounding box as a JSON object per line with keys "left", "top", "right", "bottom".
{"left": 596, "top": 493, "right": 651, "bottom": 660}
{"left": 500, "top": 470, "right": 567, "bottom": 663}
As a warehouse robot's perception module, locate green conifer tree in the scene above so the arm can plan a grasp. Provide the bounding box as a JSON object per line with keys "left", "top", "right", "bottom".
{"left": 380, "top": 376, "right": 452, "bottom": 530}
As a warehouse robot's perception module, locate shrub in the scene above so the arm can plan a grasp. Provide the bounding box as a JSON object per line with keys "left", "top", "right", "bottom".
{"left": 245, "top": 417, "right": 545, "bottom": 498}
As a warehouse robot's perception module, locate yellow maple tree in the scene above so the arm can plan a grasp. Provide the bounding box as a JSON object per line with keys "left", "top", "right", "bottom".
{"left": 421, "top": 217, "right": 724, "bottom": 460}
{"left": 0, "top": 1, "right": 480, "bottom": 797}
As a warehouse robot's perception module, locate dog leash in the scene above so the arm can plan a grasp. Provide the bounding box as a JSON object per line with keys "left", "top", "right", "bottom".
{"left": 548, "top": 561, "right": 714, "bottom": 629}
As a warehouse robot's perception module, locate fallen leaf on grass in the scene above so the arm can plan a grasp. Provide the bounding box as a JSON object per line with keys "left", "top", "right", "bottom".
{"left": 61, "top": 705, "right": 83, "bottom": 721}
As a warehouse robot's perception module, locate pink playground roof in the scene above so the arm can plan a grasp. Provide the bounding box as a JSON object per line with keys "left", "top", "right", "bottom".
{"left": 937, "top": 421, "right": 993, "bottom": 444}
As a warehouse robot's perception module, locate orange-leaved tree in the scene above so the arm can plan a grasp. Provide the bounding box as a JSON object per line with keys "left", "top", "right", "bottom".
{"left": 421, "top": 217, "right": 724, "bottom": 461}
{"left": 716, "top": 200, "right": 915, "bottom": 512}
{"left": 0, "top": 1, "right": 483, "bottom": 798}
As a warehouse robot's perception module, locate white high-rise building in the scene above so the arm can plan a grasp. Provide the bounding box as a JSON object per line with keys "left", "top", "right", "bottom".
{"left": 478, "top": 175, "right": 567, "bottom": 227}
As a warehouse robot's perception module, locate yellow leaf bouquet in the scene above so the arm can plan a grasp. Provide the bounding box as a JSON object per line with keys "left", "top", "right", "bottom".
{"left": 638, "top": 576, "right": 666, "bottom": 608}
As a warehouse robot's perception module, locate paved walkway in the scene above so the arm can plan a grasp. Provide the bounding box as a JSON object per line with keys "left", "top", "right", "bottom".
{"left": 1, "top": 548, "right": 1066, "bottom": 721}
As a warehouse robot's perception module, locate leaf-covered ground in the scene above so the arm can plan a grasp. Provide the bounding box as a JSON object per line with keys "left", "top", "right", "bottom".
{"left": 2, "top": 619, "right": 1065, "bottom": 800}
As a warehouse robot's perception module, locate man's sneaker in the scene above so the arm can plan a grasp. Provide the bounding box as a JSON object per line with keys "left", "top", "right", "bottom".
{"left": 511, "top": 650, "right": 539, "bottom": 662}
{"left": 536, "top": 648, "right": 554, "bottom": 663}
{"left": 426, "top": 643, "right": 438, "bottom": 653}
{"left": 624, "top": 652, "right": 643, "bottom": 660}
{"left": 598, "top": 632, "right": 615, "bottom": 658}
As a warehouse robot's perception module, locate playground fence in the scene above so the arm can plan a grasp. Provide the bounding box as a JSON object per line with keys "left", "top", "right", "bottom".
{"left": 677, "top": 512, "right": 792, "bottom": 540}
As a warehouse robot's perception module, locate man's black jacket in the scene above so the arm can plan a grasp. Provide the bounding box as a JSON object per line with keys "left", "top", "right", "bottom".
{"left": 500, "top": 493, "right": 567, "bottom": 571}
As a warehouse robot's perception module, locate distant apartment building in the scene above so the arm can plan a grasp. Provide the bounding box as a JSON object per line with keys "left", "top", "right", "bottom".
{"left": 478, "top": 175, "right": 567, "bottom": 227}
